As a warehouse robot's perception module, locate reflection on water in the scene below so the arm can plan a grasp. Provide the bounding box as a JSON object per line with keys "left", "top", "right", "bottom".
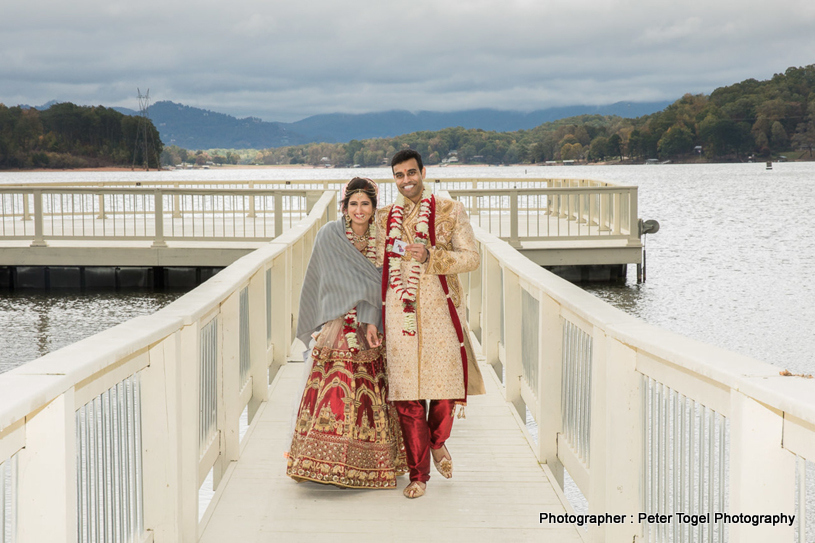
{"left": 0, "top": 291, "right": 183, "bottom": 372}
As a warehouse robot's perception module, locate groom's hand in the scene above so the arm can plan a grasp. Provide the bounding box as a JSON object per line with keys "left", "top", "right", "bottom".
{"left": 365, "top": 323, "right": 381, "bottom": 347}
{"left": 405, "top": 243, "right": 429, "bottom": 263}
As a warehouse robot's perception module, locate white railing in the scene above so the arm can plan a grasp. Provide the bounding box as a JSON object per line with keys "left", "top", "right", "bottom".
{"left": 0, "top": 190, "right": 336, "bottom": 542}
{"left": 460, "top": 192, "right": 815, "bottom": 543}
{"left": 0, "top": 187, "right": 322, "bottom": 245}
{"left": 1, "top": 179, "right": 633, "bottom": 244}
{"left": 447, "top": 184, "right": 639, "bottom": 248}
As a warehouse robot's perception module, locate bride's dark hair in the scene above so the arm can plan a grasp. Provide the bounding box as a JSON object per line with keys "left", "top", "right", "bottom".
{"left": 340, "top": 177, "right": 378, "bottom": 212}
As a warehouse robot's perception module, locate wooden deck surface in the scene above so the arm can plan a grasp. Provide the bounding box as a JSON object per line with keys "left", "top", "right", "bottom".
{"left": 198, "top": 357, "right": 584, "bottom": 542}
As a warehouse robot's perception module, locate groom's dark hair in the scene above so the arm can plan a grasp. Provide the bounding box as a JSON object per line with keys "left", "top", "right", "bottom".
{"left": 390, "top": 149, "right": 423, "bottom": 172}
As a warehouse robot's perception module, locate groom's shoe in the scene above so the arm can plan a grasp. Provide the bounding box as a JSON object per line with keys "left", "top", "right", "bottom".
{"left": 404, "top": 481, "right": 426, "bottom": 498}
{"left": 432, "top": 444, "right": 453, "bottom": 479}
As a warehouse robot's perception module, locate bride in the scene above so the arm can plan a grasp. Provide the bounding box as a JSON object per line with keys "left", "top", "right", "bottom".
{"left": 286, "top": 177, "right": 406, "bottom": 489}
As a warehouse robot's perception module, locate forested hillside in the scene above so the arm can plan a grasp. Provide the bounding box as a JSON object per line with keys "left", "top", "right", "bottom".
{"left": 232, "top": 65, "right": 815, "bottom": 167}
{"left": 0, "top": 103, "right": 162, "bottom": 169}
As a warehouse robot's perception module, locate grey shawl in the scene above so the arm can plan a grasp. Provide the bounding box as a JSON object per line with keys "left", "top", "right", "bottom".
{"left": 295, "top": 218, "right": 382, "bottom": 346}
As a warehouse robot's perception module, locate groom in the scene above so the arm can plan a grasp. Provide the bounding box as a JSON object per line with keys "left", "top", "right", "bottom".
{"left": 373, "top": 149, "right": 485, "bottom": 498}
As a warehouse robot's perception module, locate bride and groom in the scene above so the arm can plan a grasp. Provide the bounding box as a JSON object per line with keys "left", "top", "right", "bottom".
{"left": 286, "top": 149, "right": 485, "bottom": 498}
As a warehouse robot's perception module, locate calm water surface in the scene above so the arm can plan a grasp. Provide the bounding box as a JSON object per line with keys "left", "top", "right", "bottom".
{"left": 1, "top": 163, "right": 813, "bottom": 375}
{"left": 0, "top": 291, "right": 183, "bottom": 372}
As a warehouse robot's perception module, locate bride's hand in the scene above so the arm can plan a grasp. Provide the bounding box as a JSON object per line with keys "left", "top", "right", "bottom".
{"left": 365, "top": 323, "right": 381, "bottom": 347}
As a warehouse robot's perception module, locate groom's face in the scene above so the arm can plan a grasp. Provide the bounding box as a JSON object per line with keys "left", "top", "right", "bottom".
{"left": 392, "top": 158, "right": 426, "bottom": 203}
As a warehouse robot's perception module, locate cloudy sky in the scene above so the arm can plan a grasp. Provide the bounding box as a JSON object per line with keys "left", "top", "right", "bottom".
{"left": 2, "top": 0, "right": 814, "bottom": 122}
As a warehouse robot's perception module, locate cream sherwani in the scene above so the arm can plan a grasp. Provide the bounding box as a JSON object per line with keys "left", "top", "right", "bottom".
{"left": 376, "top": 195, "right": 486, "bottom": 401}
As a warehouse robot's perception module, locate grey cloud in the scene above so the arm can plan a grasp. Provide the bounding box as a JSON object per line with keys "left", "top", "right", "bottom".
{"left": 1, "top": 0, "right": 814, "bottom": 122}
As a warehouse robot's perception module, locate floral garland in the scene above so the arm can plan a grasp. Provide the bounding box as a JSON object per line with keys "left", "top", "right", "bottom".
{"left": 385, "top": 185, "right": 433, "bottom": 336}
{"left": 342, "top": 215, "right": 377, "bottom": 352}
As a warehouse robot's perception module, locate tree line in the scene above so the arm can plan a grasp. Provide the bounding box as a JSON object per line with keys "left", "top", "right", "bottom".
{"left": 210, "top": 64, "right": 812, "bottom": 167}
{"left": 0, "top": 102, "right": 163, "bottom": 169}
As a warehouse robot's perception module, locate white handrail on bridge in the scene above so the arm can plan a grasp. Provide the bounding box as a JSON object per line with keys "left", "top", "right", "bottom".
{"left": 447, "top": 183, "right": 638, "bottom": 248}
{"left": 460, "top": 195, "right": 815, "bottom": 542}
{"left": 0, "top": 187, "right": 328, "bottom": 245}
{"left": 0, "top": 178, "right": 634, "bottom": 249}
{"left": 0, "top": 190, "right": 336, "bottom": 542}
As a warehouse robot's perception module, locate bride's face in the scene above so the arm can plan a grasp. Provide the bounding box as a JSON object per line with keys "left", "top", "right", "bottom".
{"left": 346, "top": 192, "right": 373, "bottom": 229}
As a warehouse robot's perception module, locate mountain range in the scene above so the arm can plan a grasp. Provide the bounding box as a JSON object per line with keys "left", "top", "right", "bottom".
{"left": 27, "top": 99, "right": 673, "bottom": 150}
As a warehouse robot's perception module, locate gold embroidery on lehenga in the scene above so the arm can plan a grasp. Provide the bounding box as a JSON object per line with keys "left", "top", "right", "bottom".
{"left": 286, "top": 316, "right": 407, "bottom": 488}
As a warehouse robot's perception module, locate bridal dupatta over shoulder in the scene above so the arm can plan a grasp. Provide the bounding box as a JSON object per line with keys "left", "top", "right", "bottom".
{"left": 296, "top": 218, "right": 383, "bottom": 345}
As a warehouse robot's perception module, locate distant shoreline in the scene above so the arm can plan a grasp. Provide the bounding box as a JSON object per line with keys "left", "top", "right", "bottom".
{"left": 3, "top": 155, "right": 812, "bottom": 173}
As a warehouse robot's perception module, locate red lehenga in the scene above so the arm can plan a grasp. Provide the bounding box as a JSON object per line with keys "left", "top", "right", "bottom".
{"left": 287, "top": 319, "right": 407, "bottom": 488}
{"left": 287, "top": 216, "right": 407, "bottom": 489}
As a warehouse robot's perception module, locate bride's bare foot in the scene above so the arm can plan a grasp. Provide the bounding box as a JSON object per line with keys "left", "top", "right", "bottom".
{"left": 431, "top": 444, "right": 453, "bottom": 479}
{"left": 403, "top": 481, "right": 426, "bottom": 498}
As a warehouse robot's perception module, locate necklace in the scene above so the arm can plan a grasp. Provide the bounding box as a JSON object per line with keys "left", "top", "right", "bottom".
{"left": 349, "top": 226, "right": 369, "bottom": 244}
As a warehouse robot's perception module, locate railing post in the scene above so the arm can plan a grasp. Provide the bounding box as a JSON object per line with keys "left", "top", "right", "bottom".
{"left": 97, "top": 194, "right": 107, "bottom": 220}
{"left": 728, "top": 391, "right": 795, "bottom": 542}
{"left": 30, "top": 190, "right": 47, "bottom": 247}
{"left": 327, "top": 191, "right": 337, "bottom": 223}
{"left": 247, "top": 182, "right": 256, "bottom": 218}
{"left": 587, "top": 336, "right": 643, "bottom": 543}
{"left": 305, "top": 190, "right": 321, "bottom": 214}
{"left": 629, "top": 187, "right": 639, "bottom": 242}
{"left": 467, "top": 260, "right": 483, "bottom": 341}
{"left": 290, "top": 239, "right": 305, "bottom": 343}
{"left": 152, "top": 190, "right": 167, "bottom": 248}
{"left": 600, "top": 192, "right": 610, "bottom": 232}
{"left": 503, "top": 269, "right": 523, "bottom": 414}
{"left": 509, "top": 189, "right": 521, "bottom": 249}
{"left": 269, "top": 249, "right": 292, "bottom": 376}
{"left": 538, "top": 295, "right": 564, "bottom": 487}
{"left": 173, "top": 183, "right": 182, "bottom": 219}
{"left": 579, "top": 180, "right": 588, "bottom": 224}
{"left": 613, "top": 191, "right": 622, "bottom": 235}
{"left": 16, "top": 389, "right": 77, "bottom": 543}
{"left": 274, "top": 192, "right": 283, "bottom": 238}
{"left": 22, "top": 193, "right": 31, "bottom": 220}
{"left": 217, "top": 292, "right": 241, "bottom": 490}
{"left": 140, "top": 335, "right": 184, "bottom": 541}
{"left": 177, "top": 324, "right": 200, "bottom": 540}
{"left": 248, "top": 270, "right": 269, "bottom": 419}
{"left": 482, "top": 252, "right": 502, "bottom": 377}
{"left": 558, "top": 183, "right": 567, "bottom": 218}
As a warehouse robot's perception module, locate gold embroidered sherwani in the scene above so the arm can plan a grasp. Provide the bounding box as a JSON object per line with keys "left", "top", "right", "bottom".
{"left": 376, "top": 195, "right": 486, "bottom": 401}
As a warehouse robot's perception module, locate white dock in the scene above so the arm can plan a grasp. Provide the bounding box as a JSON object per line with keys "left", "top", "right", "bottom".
{"left": 198, "top": 360, "right": 584, "bottom": 543}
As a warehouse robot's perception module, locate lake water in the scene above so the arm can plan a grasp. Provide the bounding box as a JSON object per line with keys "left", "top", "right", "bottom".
{"left": 4, "top": 163, "right": 812, "bottom": 374}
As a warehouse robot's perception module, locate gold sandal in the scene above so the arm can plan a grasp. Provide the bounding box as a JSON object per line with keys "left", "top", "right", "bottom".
{"left": 432, "top": 445, "right": 453, "bottom": 479}
{"left": 403, "top": 481, "right": 426, "bottom": 499}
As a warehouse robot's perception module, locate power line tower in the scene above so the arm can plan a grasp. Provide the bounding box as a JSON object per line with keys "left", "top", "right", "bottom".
{"left": 132, "top": 88, "right": 161, "bottom": 170}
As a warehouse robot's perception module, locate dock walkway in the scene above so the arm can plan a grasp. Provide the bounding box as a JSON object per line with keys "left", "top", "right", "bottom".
{"left": 198, "top": 357, "right": 584, "bottom": 542}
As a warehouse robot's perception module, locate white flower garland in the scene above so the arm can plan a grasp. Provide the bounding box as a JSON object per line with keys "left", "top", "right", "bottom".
{"left": 385, "top": 185, "right": 432, "bottom": 336}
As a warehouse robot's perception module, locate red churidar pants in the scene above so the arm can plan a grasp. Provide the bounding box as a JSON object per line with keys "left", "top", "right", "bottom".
{"left": 394, "top": 399, "right": 456, "bottom": 482}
